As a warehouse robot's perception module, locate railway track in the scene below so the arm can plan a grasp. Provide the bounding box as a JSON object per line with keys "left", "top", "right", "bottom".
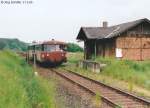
{"left": 51, "top": 68, "right": 150, "bottom": 108}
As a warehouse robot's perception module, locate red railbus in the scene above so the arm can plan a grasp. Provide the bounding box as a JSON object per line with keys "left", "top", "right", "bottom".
{"left": 27, "top": 39, "right": 67, "bottom": 66}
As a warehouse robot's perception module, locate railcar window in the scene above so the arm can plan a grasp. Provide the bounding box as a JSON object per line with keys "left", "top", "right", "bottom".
{"left": 44, "top": 45, "right": 60, "bottom": 52}
{"left": 60, "top": 45, "right": 67, "bottom": 51}
{"left": 28, "top": 46, "right": 34, "bottom": 50}
{"left": 55, "top": 45, "right": 60, "bottom": 51}
{"left": 42, "top": 45, "right": 44, "bottom": 51}
{"left": 35, "top": 45, "right": 42, "bottom": 51}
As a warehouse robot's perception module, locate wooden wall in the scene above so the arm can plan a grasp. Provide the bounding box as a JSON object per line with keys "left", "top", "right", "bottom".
{"left": 85, "top": 36, "right": 150, "bottom": 60}
{"left": 116, "top": 35, "right": 150, "bottom": 60}
{"left": 84, "top": 39, "right": 116, "bottom": 59}
{"left": 116, "top": 22, "right": 150, "bottom": 61}
{"left": 84, "top": 40, "right": 95, "bottom": 59}
{"left": 97, "top": 39, "right": 115, "bottom": 57}
{"left": 84, "top": 22, "right": 150, "bottom": 60}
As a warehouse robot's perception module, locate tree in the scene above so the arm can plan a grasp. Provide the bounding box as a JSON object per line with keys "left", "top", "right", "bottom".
{"left": 67, "top": 43, "right": 83, "bottom": 52}
{"left": 0, "top": 38, "right": 28, "bottom": 51}
{"left": 0, "top": 41, "right": 6, "bottom": 50}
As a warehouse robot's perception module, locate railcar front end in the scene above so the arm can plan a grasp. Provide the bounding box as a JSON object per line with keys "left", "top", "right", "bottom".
{"left": 27, "top": 40, "right": 67, "bottom": 67}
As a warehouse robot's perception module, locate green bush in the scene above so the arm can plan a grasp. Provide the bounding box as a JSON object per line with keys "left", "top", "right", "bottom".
{"left": 0, "top": 50, "right": 55, "bottom": 108}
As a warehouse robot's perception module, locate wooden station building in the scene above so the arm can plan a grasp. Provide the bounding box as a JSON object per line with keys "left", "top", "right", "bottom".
{"left": 77, "top": 18, "right": 150, "bottom": 61}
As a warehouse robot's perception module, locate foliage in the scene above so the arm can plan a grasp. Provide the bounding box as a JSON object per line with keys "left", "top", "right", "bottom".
{"left": 95, "top": 57, "right": 150, "bottom": 90}
{"left": 0, "top": 38, "right": 28, "bottom": 51}
{"left": 0, "top": 50, "right": 56, "bottom": 108}
{"left": 67, "top": 52, "right": 84, "bottom": 64}
{"left": 67, "top": 43, "right": 83, "bottom": 52}
{"left": 93, "top": 92, "right": 102, "bottom": 107}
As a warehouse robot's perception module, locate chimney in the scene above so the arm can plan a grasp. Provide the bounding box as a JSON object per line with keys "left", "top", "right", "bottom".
{"left": 102, "top": 21, "right": 108, "bottom": 28}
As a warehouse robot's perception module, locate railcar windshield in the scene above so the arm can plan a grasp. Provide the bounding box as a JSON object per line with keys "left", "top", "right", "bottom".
{"left": 44, "top": 44, "right": 61, "bottom": 52}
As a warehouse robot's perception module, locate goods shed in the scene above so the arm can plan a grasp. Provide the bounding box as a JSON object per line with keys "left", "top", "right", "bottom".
{"left": 77, "top": 18, "right": 150, "bottom": 60}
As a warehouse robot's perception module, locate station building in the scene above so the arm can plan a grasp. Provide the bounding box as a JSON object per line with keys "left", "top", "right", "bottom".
{"left": 77, "top": 18, "right": 150, "bottom": 60}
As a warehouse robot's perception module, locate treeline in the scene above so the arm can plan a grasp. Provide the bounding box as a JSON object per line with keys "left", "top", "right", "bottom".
{"left": 0, "top": 38, "right": 83, "bottom": 52}
{"left": 0, "top": 38, "right": 27, "bottom": 51}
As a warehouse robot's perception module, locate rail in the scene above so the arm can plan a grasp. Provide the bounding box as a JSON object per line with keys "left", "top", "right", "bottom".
{"left": 51, "top": 69, "right": 122, "bottom": 108}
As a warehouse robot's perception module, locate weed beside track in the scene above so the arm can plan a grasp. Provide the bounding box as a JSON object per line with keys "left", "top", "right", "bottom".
{"left": 0, "top": 50, "right": 56, "bottom": 108}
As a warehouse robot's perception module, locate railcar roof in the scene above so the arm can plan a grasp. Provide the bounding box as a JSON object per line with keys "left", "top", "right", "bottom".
{"left": 29, "top": 40, "right": 67, "bottom": 46}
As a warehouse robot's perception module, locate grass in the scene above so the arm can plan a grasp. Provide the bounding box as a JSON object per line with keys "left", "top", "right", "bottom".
{"left": 66, "top": 52, "right": 84, "bottom": 64}
{"left": 0, "top": 50, "right": 56, "bottom": 108}
{"left": 93, "top": 92, "right": 102, "bottom": 107}
{"left": 63, "top": 52, "right": 150, "bottom": 98}
{"left": 96, "top": 57, "right": 150, "bottom": 90}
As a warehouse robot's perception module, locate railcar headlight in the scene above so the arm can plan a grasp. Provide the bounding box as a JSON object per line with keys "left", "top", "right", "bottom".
{"left": 47, "top": 54, "right": 49, "bottom": 56}
{"left": 41, "top": 54, "right": 45, "bottom": 58}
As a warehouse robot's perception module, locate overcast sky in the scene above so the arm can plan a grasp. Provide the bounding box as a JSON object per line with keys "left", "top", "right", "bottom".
{"left": 0, "top": 0, "right": 149, "bottom": 44}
